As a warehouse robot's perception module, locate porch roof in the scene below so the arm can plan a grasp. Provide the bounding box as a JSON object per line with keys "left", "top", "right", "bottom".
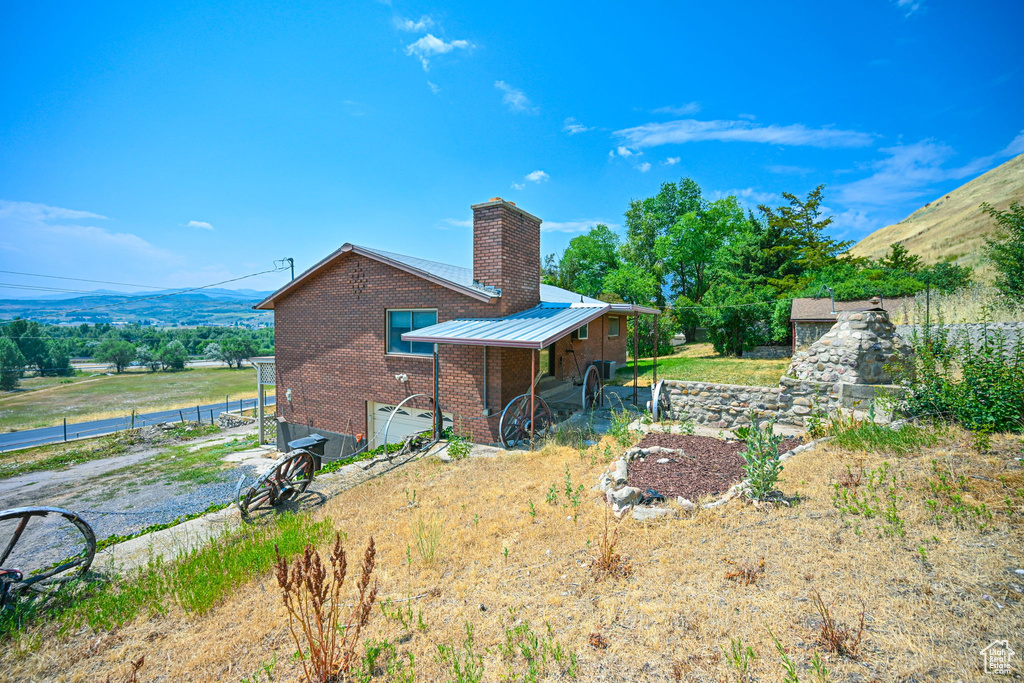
{"left": 401, "top": 302, "right": 611, "bottom": 350}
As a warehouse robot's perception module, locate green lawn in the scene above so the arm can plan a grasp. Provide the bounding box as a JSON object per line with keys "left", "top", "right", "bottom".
{"left": 613, "top": 343, "right": 791, "bottom": 387}
{"left": 0, "top": 367, "right": 260, "bottom": 432}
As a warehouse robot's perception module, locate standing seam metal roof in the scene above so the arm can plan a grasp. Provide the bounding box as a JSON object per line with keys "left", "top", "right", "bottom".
{"left": 401, "top": 303, "right": 610, "bottom": 349}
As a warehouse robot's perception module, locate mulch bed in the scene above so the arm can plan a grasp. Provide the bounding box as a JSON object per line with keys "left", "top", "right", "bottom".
{"left": 627, "top": 433, "right": 802, "bottom": 502}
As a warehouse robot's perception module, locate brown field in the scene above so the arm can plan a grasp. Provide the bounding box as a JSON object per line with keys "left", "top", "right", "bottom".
{"left": 4, "top": 427, "right": 1023, "bottom": 682}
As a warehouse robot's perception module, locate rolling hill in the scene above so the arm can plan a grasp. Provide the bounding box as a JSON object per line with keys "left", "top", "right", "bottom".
{"left": 849, "top": 152, "right": 1024, "bottom": 273}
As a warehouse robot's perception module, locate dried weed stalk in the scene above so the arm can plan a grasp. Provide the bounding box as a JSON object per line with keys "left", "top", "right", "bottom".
{"left": 724, "top": 557, "right": 766, "bottom": 586}
{"left": 836, "top": 465, "right": 864, "bottom": 490}
{"left": 587, "top": 632, "right": 609, "bottom": 650}
{"left": 591, "top": 506, "right": 631, "bottom": 580}
{"left": 101, "top": 656, "right": 144, "bottom": 683}
{"left": 275, "top": 534, "right": 379, "bottom": 682}
{"left": 812, "top": 590, "right": 864, "bottom": 657}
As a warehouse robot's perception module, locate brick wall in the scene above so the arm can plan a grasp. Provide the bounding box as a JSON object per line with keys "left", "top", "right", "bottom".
{"left": 471, "top": 199, "right": 541, "bottom": 316}
{"left": 549, "top": 313, "right": 628, "bottom": 382}
{"left": 273, "top": 251, "right": 532, "bottom": 444}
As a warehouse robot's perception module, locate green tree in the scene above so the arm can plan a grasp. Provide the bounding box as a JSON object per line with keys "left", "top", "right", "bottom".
{"left": 159, "top": 340, "right": 188, "bottom": 371}
{"left": 221, "top": 336, "right": 258, "bottom": 368}
{"left": 95, "top": 339, "right": 137, "bottom": 373}
{"left": 0, "top": 337, "right": 26, "bottom": 390}
{"left": 603, "top": 262, "right": 660, "bottom": 306}
{"left": 982, "top": 201, "right": 1024, "bottom": 308}
{"left": 697, "top": 284, "right": 775, "bottom": 356}
{"left": 878, "top": 243, "right": 923, "bottom": 273}
{"left": 552, "top": 224, "right": 621, "bottom": 298}
{"left": 920, "top": 261, "right": 973, "bottom": 293}
{"left": 3, "top": 319, "right": 49, "bottom": 374}
{"left": 45, "top": 339, "right": 73, "bottom": 377}
{"left": 622, "top": 178, "right": 704, "bottom": 307}
{"left": 135, "top": 344, "right": 162, "bottom": 372}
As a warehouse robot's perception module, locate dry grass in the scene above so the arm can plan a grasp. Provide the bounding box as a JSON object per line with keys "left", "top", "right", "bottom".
{"left": 887, "top": 285, "right": 1024, "bottom": 325}
{"left": 3, "top": 427, "right": 1023, "bottom": 681}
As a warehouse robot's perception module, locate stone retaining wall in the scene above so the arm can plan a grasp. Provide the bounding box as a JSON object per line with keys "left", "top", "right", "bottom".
{"left": 894, "top": 321, "right": 1024, "bottom": 354}
{"left": 743, "top": 345, "right": 792, "bottom": 360}
{"left": 662, "top": 377, "right": 896, "bottom": 429}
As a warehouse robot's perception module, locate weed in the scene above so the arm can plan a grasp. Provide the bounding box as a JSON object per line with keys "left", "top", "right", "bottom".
{"left": 768, "top": 628, "right": 799, "bottom": 683}
{"left": 412, "top": 513, "right": 443, "bottom": 565}
{"left": 496, "top": 617, "right": 579, "bottom": 681}
{"left": 832, "top": 461, "right": 906, "bottom": 536}
{"left": 724, "top": 557, "right": 766, "bottom": 586}
{"left": 831, "top": 417, "right": 939, "bottom": 455}
{"left": 812, "top": 590, "right": 864, "bottom": 658}
{"left": 724, "top": 636, "right": 756, "bottom": 681}
{"left": 436, "top": 622, "right": 485, "bottom": 683}
{"left": 545, "top": 483, "right": 558, "bottom": 506}
{"left": 591, "top": 506, "right": 631, "bottom": 580}
{"left": 274, "top": 534, "right": 379, "bottom": 682}
{"left": 380, "top": 598, "right": 427, "bottom": 638}
{"left": 103, "top": 655, "right": 145, "bottom": 683}
{"left": 739, "top": 417, "right": 785, "bottom": 500}
{"left": 588, "top": 632, "right": 609, "bottom": 650}
{"left": 527, "top": 499, "right": 536, "bottom": 519}
{"left": 563, "top": 463, "right": 584, "bottom": 514}
{"left": 447, "top": 435, "right": 472, "bottom": 459}
{"left": 239, "top": 655, "right": 276, "bottom": 683}
{"left": 925, "top": 459, "right": 995, "bottom": 531}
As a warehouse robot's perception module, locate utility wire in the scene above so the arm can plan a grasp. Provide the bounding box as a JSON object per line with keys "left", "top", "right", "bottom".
{"left": 0, "top": 269, "right": 167, "bottom": 290}
{"left": 0, "top": 266, "right": 287, "bottom": 326}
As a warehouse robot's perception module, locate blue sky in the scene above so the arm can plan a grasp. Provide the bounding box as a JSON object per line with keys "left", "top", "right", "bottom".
{"left": 1, "top": 0, "right": 1021, "bottom": 296}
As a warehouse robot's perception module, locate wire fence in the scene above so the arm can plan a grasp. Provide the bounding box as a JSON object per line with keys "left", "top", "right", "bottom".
{"left": 0, "top": 397, "right": 276, "bottom": 452}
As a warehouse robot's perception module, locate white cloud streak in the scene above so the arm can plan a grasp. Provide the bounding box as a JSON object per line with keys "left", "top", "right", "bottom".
{"left": 188, "top": 220, "right": 213, "bottom": 230}
{"left": 613, "top": 118, "right": 876, "bottom": 150}
{"left": 711, "top": 188, "right": 780, "bottom": 206}
{"left": 637, "top": 162, "right": 651, "bottom": 173}
{"left": 393, "top": 15, "right": 434, "bottom": 32}
{"left": 542, "top": 219, "right": 621, "bottom": 234}
{"left": 563, "top": 117, "right": 592, "bottom": 135}
{"left": 653, "top": 102, "right": 700, "bottom": 115}
{"left": 663, "top": 157, "right": 681, "bottom": 166}
{"left": 405, "top": 34, "right": 472, "bottom": 71}
{"left": 494, "top": 81, "right": 537, "bottom": 114}
{"left": 525, "top": 170, "right": 549, "bottom": 183}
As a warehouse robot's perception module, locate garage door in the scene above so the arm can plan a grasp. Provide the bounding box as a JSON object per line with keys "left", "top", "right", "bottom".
{"left": 367, "top": 402, "right": 453, "bottom": 449}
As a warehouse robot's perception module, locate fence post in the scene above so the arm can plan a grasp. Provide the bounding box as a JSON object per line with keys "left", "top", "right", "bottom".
{"left": 131, "top": 409, "right": 135, "bottom": 430}
{"left": 179, "top": 409, "right": 185, "bottom": 424}
{"left": 225, "top": 395, "right": 229, "bottom": 413}
{"left": 196, "top": 405, "right": 201, "bottom": 423}
{"left": 63, "top": 417, "right": 67, "bottom": 442}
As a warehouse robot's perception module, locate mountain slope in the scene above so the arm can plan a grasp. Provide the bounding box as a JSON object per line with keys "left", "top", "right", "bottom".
{"left": 849, "top": 152, "right": 1024, "bottom": 272}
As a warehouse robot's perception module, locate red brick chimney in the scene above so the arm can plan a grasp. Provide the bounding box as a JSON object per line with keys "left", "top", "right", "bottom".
{"left": 471, "top": 198, "right": 541, "bottom": 316}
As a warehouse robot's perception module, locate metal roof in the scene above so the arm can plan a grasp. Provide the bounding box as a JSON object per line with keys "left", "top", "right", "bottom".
{"left": 401, "top": 303, "right": 611, "bottom": 349}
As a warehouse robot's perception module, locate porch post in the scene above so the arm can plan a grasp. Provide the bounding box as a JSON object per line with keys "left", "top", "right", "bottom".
{"left": 433, "top": 344, "right": 441, "bottom": 440}
{"left": 633, "top": 313, "right": 638, "bottom": 406}
{"left": 530, "top": 349, "right": 536, "bottom": 450}
{"left": 257, "top": 382, "right": 265, "bottom": 445}
{"left": 653, "top": 313, "right": 659, "bottom": 387}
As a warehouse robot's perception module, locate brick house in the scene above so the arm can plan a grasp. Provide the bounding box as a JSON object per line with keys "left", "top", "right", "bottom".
{"left": 255, "top": 198, "right": 656, "bottom": 457}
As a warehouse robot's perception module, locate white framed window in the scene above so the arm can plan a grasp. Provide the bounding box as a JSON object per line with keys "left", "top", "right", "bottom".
{"left": 608, "top": 316, "right": 620, "bottom": 337}
{"left": 576, "top": 322, "right": 589, "bottom": 340}
{"left": 386, "top": 309, "right": 437, "bottom": 356}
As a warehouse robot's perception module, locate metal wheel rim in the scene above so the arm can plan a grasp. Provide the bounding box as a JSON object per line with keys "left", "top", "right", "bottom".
{"left": 0, "top": 506, "right": 96, "bottom": 602}
{"left": 239, "top": 450, "right": 314, "bottom": 517}
{"left": 582, "top": 365, "right": 602, "bottom": 410}
{"left": 499, "top": 394, "right": 552, "bottom": 449}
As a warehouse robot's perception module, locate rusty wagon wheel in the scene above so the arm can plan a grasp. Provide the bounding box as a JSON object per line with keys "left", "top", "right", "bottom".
{"left": 239, "top": 449, "right": 315, "bottom": 518}
{"left": 647, "top": 379, "right": 671, "bottom": 421}
{"left": 499, "top": 394, "right": 552, "bottom": 449}
{"left": 582, "top": 364, "right": 603, "bottom": 410}
{"left": 0, "top": 506, "right": 95, "bottom": 607}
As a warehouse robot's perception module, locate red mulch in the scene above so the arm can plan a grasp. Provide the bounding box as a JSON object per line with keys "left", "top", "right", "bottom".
{"left": 627, "top": 434, "right": 802, "bottom": 502}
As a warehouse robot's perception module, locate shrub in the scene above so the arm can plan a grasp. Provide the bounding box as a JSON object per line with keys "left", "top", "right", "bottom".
{"left": 891, "top": 324, "right": 1024, "bottom": 433}
{"left": 739, "top": 417, "right": 785, "bottom": 500}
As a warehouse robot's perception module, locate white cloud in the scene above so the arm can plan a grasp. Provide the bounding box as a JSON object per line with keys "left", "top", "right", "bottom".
{"left": 894, "top": 0, "right": 923, "bottom": 16}
{"left": 427, "top": 81, "right": 440, "bottom": 95}
{"left": 405, "top": 34, "right": 472, "bottom": 71}
{"left": 188, "top": 220, "right": 213, "bottom": 230}
{"left": 0, "top": 200, "right": 106, "bottom": 223}
{"left": 615, "top": 146, "right": 634, "bottom": 157}
{"left": 511, "top": 182, "right": 525, "bottom": 190}
{"left": 542, "top": 219, "right": 621, "bottom": 234}
{"left": 394, "top": 15, "right": 434, "bottom": 32}
{"left": 494, "top": 81, "right": 537, "bottom": 114}
{"left": 613, "top": 118, "right": 876, "bottom": 149}
{"left": 563, "top": 117, "right": 592, "bottom": 135}
{"left": 436, "top": 217, "right": 472, "bottom": 230}
{"left": 711, "top": 188, "right": 780, "bottom": 206}
{"left": 653, "top": 102, "right": 700, "bottom": 116}
{"left": 738, "top": 113, "right": 757, "bottom": 121}
{"left": 525, "top": 170, "right": 549, "bottom": 183}
{"left": 637, "top": 162, "right": 652, "bottom": 173}
{"left": 663, "top": 157, "right": 681, "bottom": 166}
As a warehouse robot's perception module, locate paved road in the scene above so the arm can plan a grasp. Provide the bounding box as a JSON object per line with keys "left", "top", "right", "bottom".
{"left": 0, "top": 396, "right": 276, "bottom": 452}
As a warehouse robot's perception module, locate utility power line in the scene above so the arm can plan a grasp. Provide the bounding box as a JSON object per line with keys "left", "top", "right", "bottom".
{"left": 0, "top": 269, "right": 167, "bottom": 290}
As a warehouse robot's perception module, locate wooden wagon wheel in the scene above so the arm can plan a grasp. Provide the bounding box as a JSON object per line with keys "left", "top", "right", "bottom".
{"left": 499, "top": 394, "right": 552, "bottom": 449}
{"left": 582, "top": 364, "right": 603, "bottom": 410}
{"left": 239, "top": 449, "right": 315, "bottom": 518}
{"left": 647, "top": 379, "right": 671, "bottom": 421}
{"left": 0, "top": 506, "right": 95, "bottom": 606}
